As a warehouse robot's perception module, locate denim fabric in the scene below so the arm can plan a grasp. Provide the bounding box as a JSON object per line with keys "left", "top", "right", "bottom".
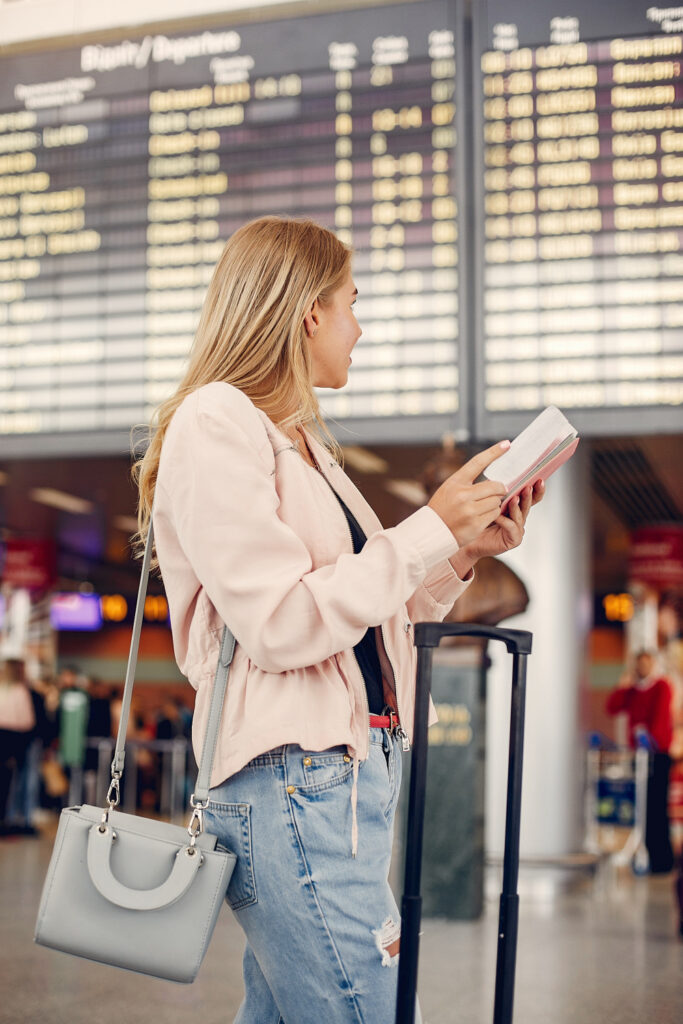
{"left": 205, "top": 729, "right": 420, "bottom": 1024}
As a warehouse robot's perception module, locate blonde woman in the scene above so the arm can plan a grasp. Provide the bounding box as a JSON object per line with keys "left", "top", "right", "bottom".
{"left": 135, "top": 216, "right": 542, "bottom": 1023}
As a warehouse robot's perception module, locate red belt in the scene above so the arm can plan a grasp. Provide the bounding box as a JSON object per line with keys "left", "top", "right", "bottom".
{"left": 369, "top": 713, "right": 400, "bottom": 730}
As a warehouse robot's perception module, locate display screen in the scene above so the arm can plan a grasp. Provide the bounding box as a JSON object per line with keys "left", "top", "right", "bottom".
{"left": 476, "top": 0, "right": 683, "bottom": 436}
{"left": 2, "top": 0, "right": 682, "bottom": 454}
{"left": 0, "top": 0, "right": 461, "bottom": 454}
{"left": 49, "top": 592, "right": 103, "bottom": 630}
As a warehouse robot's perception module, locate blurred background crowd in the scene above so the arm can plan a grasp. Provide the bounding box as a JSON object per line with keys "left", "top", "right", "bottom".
{"left": 0, "top": 657, "right": 194, "bottom": 836}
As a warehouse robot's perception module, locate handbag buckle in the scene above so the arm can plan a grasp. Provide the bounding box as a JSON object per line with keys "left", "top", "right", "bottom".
{"left": 187, "top": 794, "right": 209, "bottom": 847}
{"left": 106, "top": 777, "right": 121, "bottom": 807}
{"left": 187, "top": 807, "right": 203, "bottom": 847}
{"left": 100, "top": 775, "right": 121, "bottom": 825}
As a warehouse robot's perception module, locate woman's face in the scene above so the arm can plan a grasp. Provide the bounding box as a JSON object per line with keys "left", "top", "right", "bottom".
{"left": 305, "top": 270, "right": 361, "bottom": 389}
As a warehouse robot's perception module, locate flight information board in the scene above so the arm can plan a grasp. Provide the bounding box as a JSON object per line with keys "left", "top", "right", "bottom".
{"left": 0, "top": 0, "right": 461, "bottom": 455}
{"left": 476, "top": 0, "right": 683, "bottom": 437}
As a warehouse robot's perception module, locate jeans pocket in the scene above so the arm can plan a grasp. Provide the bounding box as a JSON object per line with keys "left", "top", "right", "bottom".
{"left": 297, "top": 746, "right": 354, "bottom": 793}
{"left": 204, "top": 800, "right": 257, "bottom": 911}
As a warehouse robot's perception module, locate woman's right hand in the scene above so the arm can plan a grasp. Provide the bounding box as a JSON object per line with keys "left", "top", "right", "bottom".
{"left": 427, "top": 441, "right": 510, "bottom": 547}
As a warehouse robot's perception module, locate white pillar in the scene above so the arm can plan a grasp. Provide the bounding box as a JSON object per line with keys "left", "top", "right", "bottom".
{"left": 485, "top": 444, "right": 591, "bottom": 858}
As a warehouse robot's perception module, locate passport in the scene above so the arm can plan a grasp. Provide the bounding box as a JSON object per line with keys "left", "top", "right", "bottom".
{"left": 484, "top": 406, "right": 579, "bottom": 511}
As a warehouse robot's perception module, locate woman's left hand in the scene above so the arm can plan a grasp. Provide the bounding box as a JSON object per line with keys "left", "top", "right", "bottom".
{"left": 450, "top": 480, "right": 544, "bottom": 577}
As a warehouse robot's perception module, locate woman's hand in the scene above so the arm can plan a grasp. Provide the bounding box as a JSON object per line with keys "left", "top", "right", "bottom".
{"left": 427, "top": 441, "right": 510, "bottom": 547}
{"left": 449, "top": 480, "right": 545, "bottom": 578}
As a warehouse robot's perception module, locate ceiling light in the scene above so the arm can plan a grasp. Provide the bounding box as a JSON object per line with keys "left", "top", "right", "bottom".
{"left": 30, "top": 487, "right": 94, "bottom": 516}
{"left": 113, "top": 515, "right": 138, "bottom": 533}
{"left": 341, "top": 446, "right": 389, "bottom": 474}
{"left": 384, "top": 479, "right": 427, "bottom": 507}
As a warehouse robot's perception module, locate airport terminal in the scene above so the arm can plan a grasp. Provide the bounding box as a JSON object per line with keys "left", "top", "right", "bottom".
{"left": 0, "top": 1, "right": 682, "bottom": 1021}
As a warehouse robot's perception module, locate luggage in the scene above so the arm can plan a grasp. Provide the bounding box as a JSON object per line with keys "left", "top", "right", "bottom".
{"left": 395, "top": 622, "right": 532, "bottom": 1024}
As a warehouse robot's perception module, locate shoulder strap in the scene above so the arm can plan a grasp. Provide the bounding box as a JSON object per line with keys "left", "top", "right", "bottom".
{"left": 111, "top": 517, "right": 235, "bottom": 806}
{"left": 193, "top": 627, "right": 236, "bottom": 804}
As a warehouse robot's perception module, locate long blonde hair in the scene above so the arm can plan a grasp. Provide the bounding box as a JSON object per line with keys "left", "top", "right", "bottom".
{"left": 133, "top": 216, "right": 350, "bottom": 550}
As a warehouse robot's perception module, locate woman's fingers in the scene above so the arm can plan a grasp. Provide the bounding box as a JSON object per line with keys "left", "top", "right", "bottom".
{"left": 497, "top": 514, "right": 520, "bottom": 539}
{"left": 427, "top": 440, "right": 517, "bottom": 546}
{"left": 470, "top": 478, "right": 508, "bottom": 503}
{"left": 454, "top": 502, "right": 506, "bottom": 546}
{"left": 517, "top": 487, "right": 532, "bottom": 519}
{"left": 464, "top": 493, "right": 508, "bottom": 525}
{"left": 479, "top": 493, "right": 506, "bottom": 516}
{"left": 505, "top": 494, "right": 523, "bottom": 526}
{"left": 455, "top": 440, "right": 510, "bottom": 485}
{"left": 531, "top": 479, "right": 545, "bottom": 505}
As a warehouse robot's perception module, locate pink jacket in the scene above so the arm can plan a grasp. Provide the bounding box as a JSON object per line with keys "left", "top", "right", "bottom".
{"left": 153, "top": 382, "right": 472, "bottom": 789}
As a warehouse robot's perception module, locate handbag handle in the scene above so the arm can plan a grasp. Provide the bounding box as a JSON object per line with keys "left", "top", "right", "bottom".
{"left": 87, "top": 819, "right": 203, "bottom": 910}
{"left": 108, "top": 516, "right": 235, "bottom": 820}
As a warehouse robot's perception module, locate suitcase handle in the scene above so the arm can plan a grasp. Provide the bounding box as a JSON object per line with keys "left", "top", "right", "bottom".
{"left": 397, "top": 623, "right": 532, "bottom": 1024}
{"left": 413, "top": 621, "right": 532, "bottom": 655}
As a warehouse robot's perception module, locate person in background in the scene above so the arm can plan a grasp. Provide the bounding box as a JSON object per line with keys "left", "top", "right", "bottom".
{"left": 0, "top": 659, "right": 36, "bottom": 837}
{"left": 86, "top": 677, "right": 112, "bottom": 744}
{"left": 6, "top": 667, "right": 56, "bottom": 835}
{"left": 55, "top": 665, "right": 80, "bottom": 693}
{"left": 82, "top": 677, "right": 113, "bottom": 805}
{"left": 155, "top": 697, "right": 192, "bottom": 812}
{"left": 606, "top": 649, "right": 674, "bottom": 874}
{"left": 55, "top": 666, "right": 92, "bottom": 806}
{"left": 32, "top": 669, "right": 65, "bottom": 812}
{"left": 155, "top": 697, "right": 190, "bottom": 741}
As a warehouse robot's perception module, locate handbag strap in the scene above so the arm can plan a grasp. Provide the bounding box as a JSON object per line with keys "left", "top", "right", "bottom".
{"left": 110, "top": 516, "right": 235, "bottom": 812}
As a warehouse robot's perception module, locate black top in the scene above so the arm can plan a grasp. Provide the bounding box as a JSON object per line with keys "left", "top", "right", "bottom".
{"left": 328, "top": 488, "right": 385, "bottom": 715}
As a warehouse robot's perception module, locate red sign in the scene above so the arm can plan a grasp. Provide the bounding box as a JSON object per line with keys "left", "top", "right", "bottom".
{"left": 1, "top": 539, "right": 56, "bottom": 590}
{"left": 628, "top": 526, "right": 683, "bottom": 589}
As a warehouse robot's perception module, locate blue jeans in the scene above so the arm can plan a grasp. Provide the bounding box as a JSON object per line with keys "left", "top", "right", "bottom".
{"left": 205, "top": 728, "right": 420, "bottom": 1024}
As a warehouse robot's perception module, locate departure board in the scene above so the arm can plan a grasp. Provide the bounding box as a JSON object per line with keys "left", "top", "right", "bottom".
{"left": 475, "top": 0, "right": 683, "bottom": 436}
{"left": 0, "top": 0, "right": 460, "bottom": 455}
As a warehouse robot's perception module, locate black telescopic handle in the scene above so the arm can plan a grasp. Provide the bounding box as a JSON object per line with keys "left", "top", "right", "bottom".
{"left": 493, "top": 649, "right": 528, "bottom": 1024}
{"left": 395, "top": 645, "right": 434, "bottom": 1024}
{"left": 395, "top": 622, "right": 532, "bottom": 1024}
{"left": 413, "top": 621, "right": 532, "bottom": 655}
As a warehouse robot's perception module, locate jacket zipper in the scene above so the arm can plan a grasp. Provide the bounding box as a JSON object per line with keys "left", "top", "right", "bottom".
{"left": 310, "top": 441, "right": 409, "bottom": 752}
{"left": 331, "top": 474, "right": 372, "bottom": 742}
{"left": 379, "top": 622, "right": 410, "bottom": 751}
{"left": 304, "top": 441, "right": 372, "bottom": 753}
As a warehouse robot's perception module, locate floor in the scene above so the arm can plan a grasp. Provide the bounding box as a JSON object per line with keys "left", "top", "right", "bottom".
{"left": 2, "top": 824, "right": 681, "bottom": 1024}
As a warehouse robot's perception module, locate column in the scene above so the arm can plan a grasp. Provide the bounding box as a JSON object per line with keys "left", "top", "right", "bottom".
{"left": 485, "top": 443, "right": 591, "bottom": 857}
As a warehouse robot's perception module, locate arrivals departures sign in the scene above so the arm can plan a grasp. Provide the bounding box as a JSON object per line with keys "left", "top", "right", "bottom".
{"left": 475, "top": 0, "right": 683, "bottom": 437}
{"left": 0, "top": 0, "right": 461, "bottom": 454}
{"left": 0, "top": 0, "right": 682, "bottom": 455}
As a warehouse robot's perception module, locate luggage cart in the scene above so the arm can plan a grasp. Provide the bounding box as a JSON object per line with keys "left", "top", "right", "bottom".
{"left": 396, "top": 622, "right": 532, "bottom": 1024}
{"left": 584, "top": 730, "right": 653, "bottom": 874}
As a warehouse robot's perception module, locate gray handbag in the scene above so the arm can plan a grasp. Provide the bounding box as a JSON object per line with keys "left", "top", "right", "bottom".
{"left": 34, "top": 520, "right": 237, "bottom": 983}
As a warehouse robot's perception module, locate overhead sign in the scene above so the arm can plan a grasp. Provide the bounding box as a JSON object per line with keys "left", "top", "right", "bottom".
{"left": 475, "top": 0, "right": 683, "bottom": 437}
{"left": 0, "top": 0, "right": 462, "bottom": 453}
{"left": 629, "top": 525, "right": 683, "bottom": 587}
{"left": 1, "top": 538, "right": 56, "bottom": 589}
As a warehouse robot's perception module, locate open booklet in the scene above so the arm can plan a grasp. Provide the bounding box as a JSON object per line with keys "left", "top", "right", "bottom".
{"left": 484, "top": 405, "right": 579, "bottom": 511}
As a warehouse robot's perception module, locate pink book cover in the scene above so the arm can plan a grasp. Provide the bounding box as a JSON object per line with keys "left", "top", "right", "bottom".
{"left": 500, "top": 436, "right": 580, "bottom": 513}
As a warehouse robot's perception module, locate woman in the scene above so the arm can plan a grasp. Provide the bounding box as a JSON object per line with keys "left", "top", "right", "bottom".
{"left": 135, "top": 216, "right": 542, "bottom": 1022}
{"left": 0, "top": 659, "right": 36, "bottom": 836}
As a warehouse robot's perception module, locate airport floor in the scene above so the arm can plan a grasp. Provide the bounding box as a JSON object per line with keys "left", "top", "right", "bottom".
{"left": 2, "top": 821, "right": 682, "bottom": 1024}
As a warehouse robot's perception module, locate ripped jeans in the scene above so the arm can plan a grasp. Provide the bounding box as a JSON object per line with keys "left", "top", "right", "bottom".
{"left": 205, "top": 728, "right": 421, "bottom": 1024}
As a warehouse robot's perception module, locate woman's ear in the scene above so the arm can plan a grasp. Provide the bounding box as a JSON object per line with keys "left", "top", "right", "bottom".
{"left": 303, "top": 299, "right": 320, "bottom": 338}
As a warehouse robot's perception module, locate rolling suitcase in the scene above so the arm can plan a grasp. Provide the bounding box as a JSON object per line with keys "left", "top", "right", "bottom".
{"left": 395, "top": 622, "right": 533, "bottom": 1024}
